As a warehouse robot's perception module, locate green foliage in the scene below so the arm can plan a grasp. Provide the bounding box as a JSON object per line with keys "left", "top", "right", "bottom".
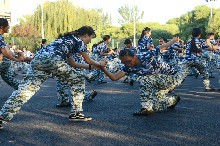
{"left": 9, "top": 2, "right": 220, "bottom": 50}
{"left": 206, "top": 8, "right": 220, "bottom": 36}
{"left": 118, "top": 5, "right": 144, "bottom": 24}
{"left": 167, "top": 5, "right": 220, "bottom": 41}
{"left": 150, "top": 30, "right": 172, "bottom": 39}
{"left": 16, "top": 0, "right": 112, "bottom": 38}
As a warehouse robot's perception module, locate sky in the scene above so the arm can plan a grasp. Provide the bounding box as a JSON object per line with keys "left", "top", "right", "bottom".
{"left": 10, "top": 0, "right": 220, "bottom": 27}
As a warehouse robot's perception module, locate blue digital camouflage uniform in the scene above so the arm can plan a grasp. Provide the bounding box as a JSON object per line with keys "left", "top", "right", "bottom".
{"left": 125, "top": 46, "right": 139, "bottom": 83}
{"left": 217, "top": 42, "right": 220, "bottom": 69}
{"left": 86, "top": 42, "right": 107, "bottom": 82}
{"left": 162, "top": 43, "right": 180, "bottom": 71}
{"left": 56, "top": 53, "right": 94, "bottom": 103}
{"left": 0, "top": 34, "right": 21, "bottom": 90}
{"left": 201, "top": 38, "right": 216, "bottom": 77}
{"left": 106, "top": 52, "right": 121, "bottom": 74}
{"left": 0, "top": 35, "right": 88, "bottom": 122}
{"left": 120, "top": 47, "right": 188, "bottom": 111}
{"left": 138, "top": 36, "right": 153, "bottom": 53}
{"left": 183, "top": 37, "right": 212, "bottom": 89}
{"left": 21, "top": 51, "right": 33, "bottom": 74}
{"left": 216, "top": 43, "right": 220, "bottom": 89}
{"left": 108, "top": 57, "right": 123, "bottom": 74}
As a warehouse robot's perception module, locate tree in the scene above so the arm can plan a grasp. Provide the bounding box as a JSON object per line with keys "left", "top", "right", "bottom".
{"left": 118, "top": 5, "right": 144, "bottom": 24}
{"left": 206, "top": 8, "right": 220, "bottom": 36}
{"left": 17, "top": 0, "right": 112, "bottom": 38}
{"left": 12, "top": 24, "right": 40, "bottom": 37}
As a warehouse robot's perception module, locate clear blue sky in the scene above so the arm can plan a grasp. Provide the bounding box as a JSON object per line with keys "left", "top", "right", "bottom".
{"left": 10, "top": 0, "right": 220, "bottom": 26}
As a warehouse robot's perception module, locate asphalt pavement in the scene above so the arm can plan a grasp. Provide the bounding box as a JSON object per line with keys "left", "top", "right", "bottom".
{"left": 0, "top": 69, "right": 219, "bottom": 146}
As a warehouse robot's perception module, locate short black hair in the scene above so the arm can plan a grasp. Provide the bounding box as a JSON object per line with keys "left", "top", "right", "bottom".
{"left": 0, "top": 18, "right": 9, "bottom": 28}
{"left": 124, "top": 39, "right": 132, "bottom": 44}
{"left": 119, "top": 48, "right": 134, "bottom": 59}
{"left": 159, "top": 37, "right": 168, "bottom": 43}
{"left": 42, "top": 39, "right": 47, "bottom": 44}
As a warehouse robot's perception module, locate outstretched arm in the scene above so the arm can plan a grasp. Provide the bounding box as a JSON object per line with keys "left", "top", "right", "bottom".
{"left": 6, "top": 47, "right": 15, "bottom": 56}
{"left": 1, "top": 47, "right": 21, "bottom": 62}
{"left": 67, "top": 56, "right": 99, "bottom": 69}
{"left": 100, "top": 50, "right": 114, "bottom": 56}
{"left": 206, "top": 39, "right": 213, "bottom": 51}
{"left": 212, "top": 45, "right": 219, "bottom": 50}
{"left": 101, "top": 67, "right": 126, "bottom": 81}
{"left": 80, "top": 52, "right": 107, "bottom": 67}
{"left": 206, "top": 39, "right": 219, "bottom": 51}
{"left": 158, "top": 37, "right": 178, "bottom": 51}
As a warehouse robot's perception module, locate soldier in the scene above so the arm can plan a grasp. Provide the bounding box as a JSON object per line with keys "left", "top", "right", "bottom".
{"left": 138, "top": 27, "right": 154, "bottom": 52}
{"left": 124, "top": 39, "right": 139, "bottom": 86}
{"left": 100, "top": 37, "right": 184, "bottom": 116}
{"left": 56, "top": 53, "right": 97, "bottom": 107}
{"left": 86, "top": 35, "right": 114, "bottom": 84}
{"left": 202, "top": 33, "right": 218, "bottom": 78}
{"left": 0, "top": 26, "right": 107, "bottom": 130}
{"left": 0, "top": 18, "right": 23, "bottom": 90}
{"left": 183, "top": 28, "right": 215, "bottom": 91}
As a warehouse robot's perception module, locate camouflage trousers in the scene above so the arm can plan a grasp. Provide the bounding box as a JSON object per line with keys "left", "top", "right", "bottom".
{"left": 164, "top": 57, "right": 181, "bottom": 71}
{"left": 182, "top": 59, "right": 211, "bottom": 89}
{"left": 0, "top": 57, "right": 21, "bottom": 90}
{"left": 138, "top": 65, "right": 188, "bottom": 111}
{"left": 86, "top": 54, "right": 105, "bottom": 82}
{"left": 201, "top": 51, "right": 215, "bottom": 76}
{"left": 217, "top": 54, "right": 220, "bottom": 88}
{"left": 56, "top": 68, "right": 94, "bottom": 102}
{"left": 130, "top": 73, "right": 138, "bottom": 82}
{"left": 108, "top": 58, "right": 123, "bottom": 74}
{"left": 219, "top": 69, "right": 220, "bottom": 88}
{"left": 86, "top": 69, "right": 104, "bottom": 82}
{"left": 21, "top": 62, "right": 31, "bottom": 74}
{"left": 188, "top": 67, "right": 199, "bottom": 76}
{"left": 216, "top": 53, "right": 220, "bottom": 69}
{"left": 0, "top": 54, "right": 85, "bottom": 122}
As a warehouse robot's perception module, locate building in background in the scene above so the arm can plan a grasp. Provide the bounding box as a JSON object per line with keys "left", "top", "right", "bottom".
{"left": 0, "top": 0, "right": 11, "bottom": 33}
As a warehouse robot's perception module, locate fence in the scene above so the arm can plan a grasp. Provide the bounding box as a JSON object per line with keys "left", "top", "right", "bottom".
{"left": 4, "top": 37, "right": 162, "bottom": 53}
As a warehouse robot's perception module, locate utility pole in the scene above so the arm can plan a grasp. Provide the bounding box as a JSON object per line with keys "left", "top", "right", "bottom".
{"left": 206, "top": 0, "right": 217, "bottom": 19}
{"left": 133, "top": 6, "right": 136, "bottom": 47}
{"left": 41, "top": 2, "right": 44, "bottom": 39}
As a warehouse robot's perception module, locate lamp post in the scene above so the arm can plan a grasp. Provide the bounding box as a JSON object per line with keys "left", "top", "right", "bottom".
{"left": 133, "top": 6, "right": 136, "bottom": 47}
{"left": 116, "top": 42, "right": 120, "bottom": 48}
{"left": 205, "top": 0, "right": 217, "bottom": 19}
{"left": 41, "top": 2, "right": 44, "bottom": 39}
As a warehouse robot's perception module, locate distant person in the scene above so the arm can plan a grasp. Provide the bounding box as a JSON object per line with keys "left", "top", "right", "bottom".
{"left": 124, "top": 39, "right": 139, "bottom": 86}
{"left": 124, "top": 39, "right": 138, "bottom": 54}
{"left": 41, "top": 39, "right": 47, "bottom": 49}
{"left": 21, "top": 46, "right": 33, "bottom": 74}
{"left": 138, "top": 27, "right": 154, "bottom": 52}
{"left": 202, "top": 33, "right": 218, "bottom": 78}
{"left": 86, "top": 35, "right": 114, "bottom": 84}
{"left": 183, "top": 28, "right": 215, "bottom": 91}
